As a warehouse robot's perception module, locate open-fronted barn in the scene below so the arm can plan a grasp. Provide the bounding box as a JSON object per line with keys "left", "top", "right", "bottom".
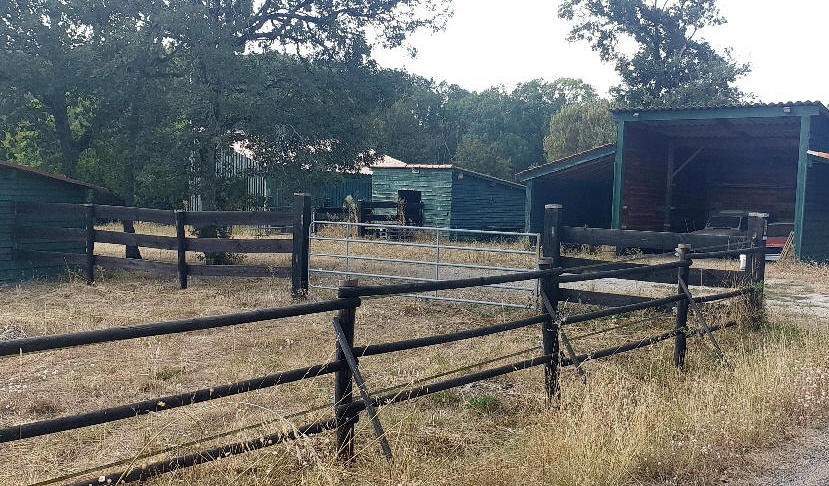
{"left": 0, "top": 161, "right": 104, "bottom": 282}
{"left": 519, "top": 144, "right": 616, "bottom": 231}
{"left": 370, "top": 156, "right": 526, "bottom": 231}
{"left": 523, "top": 102, "right": 829, "bottom": 261}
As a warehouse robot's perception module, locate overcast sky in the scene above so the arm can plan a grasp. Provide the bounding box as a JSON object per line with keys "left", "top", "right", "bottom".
{"left": 373, "top": 0, "right": 829, "bottom": 104}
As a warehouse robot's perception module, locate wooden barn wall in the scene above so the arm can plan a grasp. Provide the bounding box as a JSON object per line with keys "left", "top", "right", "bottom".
{"left": 809, "top": 115, "right": 829, "bottom": 152}
{"left": 670, "top": 147, "right": 708, "bottom": 232}
{"left": 703, "top": 146, "right": 798, "bottom": 223}
{"left": 269, "top": 173, "right": 372, "bottom": 209}
{"left": 801, "top": 161, "right": 829, "bottom": 261}
{"left": 529, "top": 165, "right": 614, "bottom": 231}
{"left": 621, "top": 126, "right": 670, "bottom": 230}
{"left": 449, "top": 171, "right": 525, "bottom": 231}
{"left": 371, "top": 168, "right": 453, "bottom": 227}
{"left": 0, "top": 168, "right": 89, "bottom": 282}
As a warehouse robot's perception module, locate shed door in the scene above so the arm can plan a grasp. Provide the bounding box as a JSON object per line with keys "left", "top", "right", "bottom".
{"left": 398, "top": 190, "right": 423, "bottom": 226}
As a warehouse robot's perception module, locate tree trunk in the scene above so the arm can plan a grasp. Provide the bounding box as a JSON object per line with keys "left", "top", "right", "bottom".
{"left": 50, "top": 93, "right": 82, "bottom": 178}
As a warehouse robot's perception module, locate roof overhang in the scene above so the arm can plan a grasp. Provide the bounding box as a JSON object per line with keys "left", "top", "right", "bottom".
{"left": 0, "top": 160, "right": 107, "bottom": 192}
{"left": 612, "top": 101, "right": 828, "bottom": 122}
{"left": 518, "top": 144, "right": 616, "bottom": 182}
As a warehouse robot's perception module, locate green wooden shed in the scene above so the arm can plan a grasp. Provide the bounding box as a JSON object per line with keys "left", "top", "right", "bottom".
{"left": 0, "top": 161, "right": 102, "bottom": 283}
{"left": 370, "top": 156, "right": 526, "bottom": 231}
{"left": 522, "top": 101, "right": 829, "bottom": 261}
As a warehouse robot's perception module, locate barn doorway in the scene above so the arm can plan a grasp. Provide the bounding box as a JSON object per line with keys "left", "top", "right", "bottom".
{"left": 397, "top": 190, "right": 423, "bottom": 226}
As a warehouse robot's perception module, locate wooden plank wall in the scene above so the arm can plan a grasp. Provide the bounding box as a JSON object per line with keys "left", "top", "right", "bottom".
{"left": 449, "top": 170, "right": 525, "bottom": 231}
{"left": 1, "top": 168, "right": 88, "bottom": 283}
{"left": 801, "top": 161, "right": 829, "bottom": 261}
{"left": 621, "top": 126, "right": 670, "bottom": 230}
{"left": 371, "top": 168, "right": 453, "bottom": 227}
{"left": 704, "top": 147, "right": 798, "bottom": 223}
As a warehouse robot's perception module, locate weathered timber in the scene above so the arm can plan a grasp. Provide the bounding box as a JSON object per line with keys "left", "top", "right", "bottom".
{"left": 0, "top": 298, "right": 357, "bottom": 356}
{"left": 94, "top": 230, "right": 179, "bottom": 250}
{"left": 14, "top": 224, "right": 85, "bottom": 242}
{"left": 561, "top": 226, "right": 744, "bottom": 252}
{"left": 674, "top": 245, "right": 690, "bottom": 368}
{"left": 94, "top": 204, "right": 176, "bottom": 225}
{"left": 335, "top": 280, "right": 359, "bottom": 461}
{"left": 0, "top": 361, "right": 343, "bottom": 443}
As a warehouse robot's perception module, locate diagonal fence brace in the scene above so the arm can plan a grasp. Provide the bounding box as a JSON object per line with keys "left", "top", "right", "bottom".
{"left": 677, "top": 279, "right": 733, "bottom": 370}
{"left": 541, "top": 292, "right": 586, "bottom": 382}
{"left": 331, "top": 317, "right": 393, "bottom": 461}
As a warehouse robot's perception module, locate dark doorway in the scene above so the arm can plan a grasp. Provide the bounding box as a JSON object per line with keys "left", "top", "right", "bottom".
{"left": 397, "top": 190, "right": 423, "bottom": 226}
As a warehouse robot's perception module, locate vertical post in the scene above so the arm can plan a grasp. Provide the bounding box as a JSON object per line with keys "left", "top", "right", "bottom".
{"left": 541, "top": 204, "right": 563, "bottom": 404}
{"left": 747, "top": 212, "right": 768, "bottom": 314}
{"left": 664, "top": 142, "right": 675, "bottom": 232}
{"left": 292, "top": 193, "right": 312, "bottom": 297}
{"left": 674, "top": 244, "right": 690, "bottom": 369}
{"left": 335, "top": 279, "right": 359, "bottom": 461}
{"left": 538, "top": 258, "right": 560, "bottom": 406}
{"left": 355, "top": 200, "right": 364, "bottom": 237}
{"left": 175, "top": 210, "right": 188, "bottom": 289}
{"left": 542, "top": 204, "right": 563, "bottom": 261}
{"left": 84, "top": 204, "right": 95, "bottom": 285}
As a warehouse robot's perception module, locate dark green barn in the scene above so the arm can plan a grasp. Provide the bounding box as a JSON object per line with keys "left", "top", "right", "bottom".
{"left": 523, "top": 102, "right": 829, "bottom": 261}
{"left": 0, "top": 161, "right": 101, "bottom": 282}
{"left": 371, "top": 157, "right": 526, "bottom": 231}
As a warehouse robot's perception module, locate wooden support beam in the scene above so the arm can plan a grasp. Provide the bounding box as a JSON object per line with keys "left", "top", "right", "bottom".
{"left": 672, "top": 147, "right": 705, "bottom": 178}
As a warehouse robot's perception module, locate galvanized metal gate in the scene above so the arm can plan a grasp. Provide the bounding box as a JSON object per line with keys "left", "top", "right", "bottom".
{"left": 309, "top": 220, "right": 541, "bottom": 308}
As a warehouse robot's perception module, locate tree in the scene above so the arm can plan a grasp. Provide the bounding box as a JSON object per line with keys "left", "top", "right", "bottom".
{"left": 543, "top": 100, "right": 616, "bottom": 162}
{"left": 559, "top": 0, "right": 750, "bottom": 107}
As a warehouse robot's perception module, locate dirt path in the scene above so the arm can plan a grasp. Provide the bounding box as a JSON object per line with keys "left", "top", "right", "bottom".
{"left": 732, "top": 426, "right": 829, "bottom": 485}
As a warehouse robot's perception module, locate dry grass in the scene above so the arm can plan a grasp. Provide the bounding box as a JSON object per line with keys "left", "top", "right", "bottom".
{"left": 0, "top": 239, "right": 827, "bottom": 485}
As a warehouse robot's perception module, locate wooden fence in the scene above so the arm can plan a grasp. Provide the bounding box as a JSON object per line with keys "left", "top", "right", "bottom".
{"left": 541, "top": 204, "right": 768, "bottom": 310}
{"left": 13, "top": 194, "right": 312, "bottom": 294}
{"left": 0, "top": 230, "right": 764, "bottom": 484}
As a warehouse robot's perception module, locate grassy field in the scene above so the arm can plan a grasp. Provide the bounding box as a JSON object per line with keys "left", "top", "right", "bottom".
{"left": 1, "top": 231, "right": 828, "bottom": 485}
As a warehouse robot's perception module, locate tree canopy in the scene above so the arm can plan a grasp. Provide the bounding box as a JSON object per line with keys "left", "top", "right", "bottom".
{"left": 559, "top": 0, "right": 750, "bottom": 107}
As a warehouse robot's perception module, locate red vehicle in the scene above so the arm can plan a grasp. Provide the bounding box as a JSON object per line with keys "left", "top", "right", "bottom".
{"left": 765, "top": 222, "right": 794, "bottom": 261}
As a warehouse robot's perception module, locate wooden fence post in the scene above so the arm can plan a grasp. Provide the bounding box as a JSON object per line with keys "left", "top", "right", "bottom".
{"left": 175, "top": 210, "right": 188, "bottom": 289}
{"left": 335, "top": 279, "right": 359, "bottom": 461}
{"left": 538, "top": 258, "right": 560, "bottom": 406}
{"left": 292, "top": 193, "right": 312, "bottom": 297}
{"left": 540, "top": 204, "right": 562, "bottom": 404}
{"left": 746, "top": 212, "right": 768, "bottom": 314}
{"left": 674, "top": 244, "right": 690, "bottom": 369}
{"left": 355, "top": 200, "right": 364, "bottom": 237}
{"left": 84, "top": 204, "right": 95, "bottom": 285}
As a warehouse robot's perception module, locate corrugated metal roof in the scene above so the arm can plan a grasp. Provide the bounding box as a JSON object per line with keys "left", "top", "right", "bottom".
{"left": 517, "top": 143, "right": 616, "bottom": 181}
{"left": 0, "top": 160, "right": 107, "bottom": 191}
{"left": 612, "top": 100, "right": 828, "bottom": 114}
{"left": 371, "top": 155, "right": 524, "bottom": 189}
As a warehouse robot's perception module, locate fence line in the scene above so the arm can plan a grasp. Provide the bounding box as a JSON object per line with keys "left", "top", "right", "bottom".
{"left": 12, "top": 193, "right": 313, "bottom": 294}
{"left": 1, "top": 226, "right": 765, "bottom": 483}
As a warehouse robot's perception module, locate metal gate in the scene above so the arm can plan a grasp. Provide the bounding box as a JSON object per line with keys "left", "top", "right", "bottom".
{"left": 309, "top": 220, "right": 541, "bottom": 308}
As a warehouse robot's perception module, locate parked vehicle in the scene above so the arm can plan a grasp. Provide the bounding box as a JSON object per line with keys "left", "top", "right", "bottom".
{"left": 765, "top": 222, "right": 794, "bottom": 261}
{"left": 691, "top": 210, "right": 749, "bottom": 237}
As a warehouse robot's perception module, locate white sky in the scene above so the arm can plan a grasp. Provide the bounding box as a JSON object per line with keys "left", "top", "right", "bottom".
{"left": 373, "top": 0, "right": 829, "bottom": 104}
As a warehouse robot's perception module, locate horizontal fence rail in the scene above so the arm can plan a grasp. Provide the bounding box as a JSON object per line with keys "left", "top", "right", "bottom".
{"left": 0, "top": 298, "right": 357, "bottom": 357}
